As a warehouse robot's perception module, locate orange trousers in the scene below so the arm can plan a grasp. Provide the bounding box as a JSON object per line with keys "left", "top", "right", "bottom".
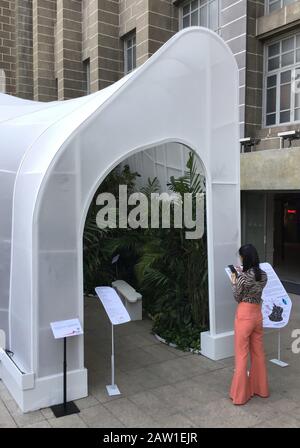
{"left": 230, "top": 302, "right": 269, "bottom": 405}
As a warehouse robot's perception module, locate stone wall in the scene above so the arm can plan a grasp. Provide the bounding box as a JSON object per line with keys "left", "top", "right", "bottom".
{"left": 0, "top": 0, "right": 16, "bottom": 95}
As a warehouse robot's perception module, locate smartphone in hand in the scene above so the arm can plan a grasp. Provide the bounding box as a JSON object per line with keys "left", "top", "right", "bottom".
{"left": 228, "top": 264, "right": 239, "bottom": 277}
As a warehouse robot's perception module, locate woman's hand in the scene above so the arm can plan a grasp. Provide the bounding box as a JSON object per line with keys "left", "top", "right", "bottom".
{"left": 231, "top": 273, "right": 237, "bottom": 284}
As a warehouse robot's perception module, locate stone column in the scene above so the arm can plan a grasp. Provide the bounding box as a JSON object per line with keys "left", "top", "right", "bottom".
{"left": 32, "top": 0, "right": 57, "bottom": 101}
{"left": 15, "top": 0, "right": 33, "bottom": 99}
{"left": 56, "top": 0, "right": 84, "bottom": 100}
{"left": 0, "top": 0, "right": 16, "bottom": 95}
{"left": 220, "top": 0, "right": 248, "bottom": 139}
{"left": 89, "top": 0, "right": 122, "bottom": 92}
{"left": 245, "top": 0, "right": 265, "bottom": 138}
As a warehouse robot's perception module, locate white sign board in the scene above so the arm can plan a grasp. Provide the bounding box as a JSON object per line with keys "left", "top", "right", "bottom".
{"left": 225, "top": 262, "right": 292, "bottom": 329}
{"left": 260, "top": 262, "right": 292, "bottom": 329}
{"left": 95, "top": 286, "right": 131, "bottom": 325}
{"left": 50, "top": 318, "right": 83, "bottom": 339}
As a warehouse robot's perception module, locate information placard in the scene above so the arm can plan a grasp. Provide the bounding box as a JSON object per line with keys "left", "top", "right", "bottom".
{"left": 95, "top": 286, "right": 131, "bottom": 325}
{"left": 50, "top": 318, "right": 83, "bottom": 339}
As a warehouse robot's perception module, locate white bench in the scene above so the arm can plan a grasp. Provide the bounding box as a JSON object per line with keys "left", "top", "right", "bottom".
{"left": 111, "top": 280, "right": 142, "bottom": 321}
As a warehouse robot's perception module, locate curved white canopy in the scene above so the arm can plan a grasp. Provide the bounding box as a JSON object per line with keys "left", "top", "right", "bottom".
{"left": 0, "top": 72, "right": 134, "bottom": 344}
{"left": 0, "top": 27, "right": 240, "bottom": 412}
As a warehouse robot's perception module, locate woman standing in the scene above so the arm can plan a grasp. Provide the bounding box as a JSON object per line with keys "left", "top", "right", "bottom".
{"left": 230, "top": 243, "right": 270, "bottom": 405}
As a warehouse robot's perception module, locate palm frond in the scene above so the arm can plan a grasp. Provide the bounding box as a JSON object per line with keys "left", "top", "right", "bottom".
{"left": 140, "top": 177, "right": 160, "bottom": 198}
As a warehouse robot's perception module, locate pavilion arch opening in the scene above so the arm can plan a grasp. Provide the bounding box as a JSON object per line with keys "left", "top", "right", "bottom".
{"left": 82, "top": 141, "right": 209, "bottom": 392}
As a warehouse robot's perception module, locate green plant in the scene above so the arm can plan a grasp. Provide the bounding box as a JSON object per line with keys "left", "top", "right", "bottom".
{"left": 83, "top": 164, "right": 141, "bottom": 293}
{"left": 167, "top": 151, "right": 208, "bottom": 327}
{"left": 135, "top": 153, "right": 208, "bottom": 309}
{"left": 83, "top": 152, "right": 209, "bottom": 351}
{"left": 130, "top": 151, "right": 209, "bottom": 349}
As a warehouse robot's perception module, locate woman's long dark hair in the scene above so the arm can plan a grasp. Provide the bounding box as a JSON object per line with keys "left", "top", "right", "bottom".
{"left": 239, "top": 243, "right": 262, "bottom": 281}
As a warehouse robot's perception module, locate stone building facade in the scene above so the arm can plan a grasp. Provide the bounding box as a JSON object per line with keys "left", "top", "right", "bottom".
{"left": 0, "top": 0, "right": 179, "bottom": 99}
{"left": 0, "top": 1, "right": 245, "bottom": 109}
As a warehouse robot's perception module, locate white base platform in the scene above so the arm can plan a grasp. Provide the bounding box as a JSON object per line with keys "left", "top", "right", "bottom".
{"left": 270, "top": 358, "right": 289, "bottom": 367}
{"left": 106, "top": 384, "right": 121, "bottom": 396}
{"left": 200, "top": 330, "right": 234, "bottom": 360}
{"left": 0, "top": 349, "right": 88, "bottom": 412}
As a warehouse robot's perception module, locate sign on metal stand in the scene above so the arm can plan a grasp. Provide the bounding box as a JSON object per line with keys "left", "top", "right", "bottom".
{"left": 50, "top": 319, "right": 83, "bottom": 417}
{"left": 260, "top": 263, "right": 292, "bottom": 368}
{"left": 95, "top": 286, "right": 131, "bottom": 396}
{"left": 270, "top": 330, "right": 289, "bottom": 368}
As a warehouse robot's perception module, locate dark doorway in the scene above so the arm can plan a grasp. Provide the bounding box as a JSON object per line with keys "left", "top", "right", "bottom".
{"left": 273, "top": 193, "right": 300, "bottom": 285}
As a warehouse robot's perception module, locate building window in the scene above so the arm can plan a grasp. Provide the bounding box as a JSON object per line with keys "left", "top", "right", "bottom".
{"left": 180, "top": 0, "right": 220, "bottom": 33}
{"left": 83, "top": 58, "right": 90, "bottom": 95}
{"left": 267, "top": 0, "right": 297, "bottom": 15}
{"left": 0, "top": 69, "right": 5, "bottom": 93}
{"left": 264, "top": 33, "right": 300, "bottom": 126}
{"left": 124, "top": 33, "right": 136, "bottom": 74}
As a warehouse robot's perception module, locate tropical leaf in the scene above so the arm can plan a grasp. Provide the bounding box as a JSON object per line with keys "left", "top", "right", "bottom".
{"left": 140, "top": 177, "right": 160, "bottom": 198}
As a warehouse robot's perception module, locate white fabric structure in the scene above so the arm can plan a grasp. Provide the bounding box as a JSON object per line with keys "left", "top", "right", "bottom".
{"left": 0, "top": 27, "right": 240, "bottom": 412}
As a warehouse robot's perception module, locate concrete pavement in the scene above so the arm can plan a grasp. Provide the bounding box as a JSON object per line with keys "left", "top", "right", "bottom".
{"left": 0, "top": 293, "right": 299, "bottom": 428}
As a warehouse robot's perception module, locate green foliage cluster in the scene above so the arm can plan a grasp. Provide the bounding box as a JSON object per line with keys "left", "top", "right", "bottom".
{"left": 83, "top": 153, "right": 209, "bottom": 351}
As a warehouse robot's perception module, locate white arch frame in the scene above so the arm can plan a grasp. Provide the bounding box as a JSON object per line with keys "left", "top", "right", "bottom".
{"left": 0, "top": 27, "right": 240, "bottom": 412}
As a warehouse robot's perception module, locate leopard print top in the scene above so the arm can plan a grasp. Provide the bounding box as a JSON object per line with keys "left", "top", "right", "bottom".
{"left": 231, "top": 267, "right": 268, "bottom": 304}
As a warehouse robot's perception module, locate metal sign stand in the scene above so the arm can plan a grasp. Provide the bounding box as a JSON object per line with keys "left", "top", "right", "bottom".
{"left": 95, "top": 286, "right": 131, "bottom": 397}
{"left": 106, "top": 323, "right": 121, "bottom": 396}
{"left": 270, "top": 329, "right": 289, "bottom": 368}
{"left": 51, "top": 337, "right": 80, "bottom": 417}
{"left": 50, "top": 319, "right": 83, "bottom": 418}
